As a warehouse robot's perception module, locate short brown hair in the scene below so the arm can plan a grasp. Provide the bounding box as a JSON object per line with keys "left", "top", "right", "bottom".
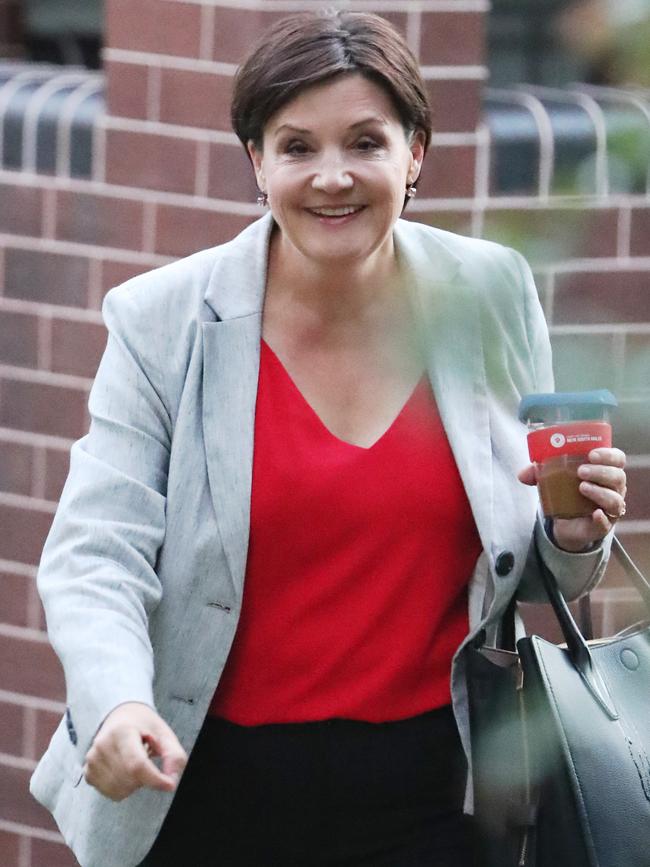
{"left": 231, "top": 9, "right": 432, "bottom": 157}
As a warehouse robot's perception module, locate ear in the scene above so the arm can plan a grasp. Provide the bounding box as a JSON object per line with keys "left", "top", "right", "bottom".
{"left": 247, "top": 140, "right": 266, "bottom": 192}
{"left": 407, "top": 129, "right": 426, "bottom": 185}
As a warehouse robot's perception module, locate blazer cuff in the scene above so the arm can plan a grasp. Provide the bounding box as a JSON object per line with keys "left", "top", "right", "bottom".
{"left": 534, "top": 510, "right": 613, "bottom": 601}
{"left": 67, "top": 681, "right": 156, "bottom": 762}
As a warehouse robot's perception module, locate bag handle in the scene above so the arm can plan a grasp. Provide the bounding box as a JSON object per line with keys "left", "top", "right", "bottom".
{"left": 531, "top": 535, "right": 650, "bottom": 720}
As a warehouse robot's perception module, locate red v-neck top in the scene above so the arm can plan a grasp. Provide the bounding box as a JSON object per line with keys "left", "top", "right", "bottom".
{"left": 209, "top": 340, "right": 482, "bottom": 724}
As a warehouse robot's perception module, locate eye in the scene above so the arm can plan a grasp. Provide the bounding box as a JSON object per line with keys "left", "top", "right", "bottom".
{"left": 283, "top": 140, "right": 310, "bottom": 156}
{"left": 355, "top": 137, "right": 382, "bottom": 152}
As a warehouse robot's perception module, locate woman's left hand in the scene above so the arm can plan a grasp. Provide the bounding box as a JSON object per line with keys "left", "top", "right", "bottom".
{"left": 518, "top": 448, "right": 627, "bottom": 553}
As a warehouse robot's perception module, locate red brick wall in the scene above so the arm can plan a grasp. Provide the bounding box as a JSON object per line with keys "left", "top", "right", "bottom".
{"left": 0, "top": 1, "right": 648, "bottom": 863}
{"left": 0, "top": 0, "right": 23, "bottom": 58}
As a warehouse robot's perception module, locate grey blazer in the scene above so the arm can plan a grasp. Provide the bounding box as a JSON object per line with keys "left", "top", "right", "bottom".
{"left": 30, "top": 213, "right": 611, "bottom": 867}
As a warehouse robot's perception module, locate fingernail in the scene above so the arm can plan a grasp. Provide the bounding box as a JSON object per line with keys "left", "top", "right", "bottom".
{"left": 590, "top": 450, "right": 601, "bottom": 461}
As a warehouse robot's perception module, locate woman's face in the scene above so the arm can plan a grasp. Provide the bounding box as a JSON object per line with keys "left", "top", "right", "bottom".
{"left": 247, "top": 73, "right": 425, "bottom": 270}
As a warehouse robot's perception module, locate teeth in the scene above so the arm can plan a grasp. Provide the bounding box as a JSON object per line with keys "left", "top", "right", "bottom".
{"left": 310, "top": 206, "right": 362, "bottom": 217}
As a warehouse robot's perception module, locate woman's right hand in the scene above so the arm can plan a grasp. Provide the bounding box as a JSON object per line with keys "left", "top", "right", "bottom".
{"left": 83, "top": 702, "right": 188, "bottom": 802}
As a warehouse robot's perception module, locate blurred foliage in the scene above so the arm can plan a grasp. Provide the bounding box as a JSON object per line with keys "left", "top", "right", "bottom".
{"left": 608, "top": 15, "right": 650, "bottom": 87}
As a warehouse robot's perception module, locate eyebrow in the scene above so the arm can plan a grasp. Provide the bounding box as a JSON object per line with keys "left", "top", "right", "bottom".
{"left": 272, "top": 117, "right": 388, "bottom": 137}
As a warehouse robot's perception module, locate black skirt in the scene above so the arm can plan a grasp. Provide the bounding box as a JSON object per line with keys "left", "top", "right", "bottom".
{"left": 140, "top": 704, "right": 477, "bottom": 867}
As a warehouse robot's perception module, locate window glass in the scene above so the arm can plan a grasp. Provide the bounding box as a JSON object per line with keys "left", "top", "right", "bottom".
{"left": 23, "top": 0, "right": 103, "bottom": 68}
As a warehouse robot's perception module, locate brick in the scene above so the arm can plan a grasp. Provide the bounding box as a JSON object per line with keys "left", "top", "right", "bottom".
{"left": 521, "top": 593, "right": 627, "bottom": 642}
{"left": 615, "top": 399, "right": 650, "bottom": 456}
{"left": 207, "top": 142, "right": 259, "bottom": 203}
{"left": 44, "top": 448, "right": 70, "bottom": 503}
{"left": 553, "top": 270, "right": 650, "bottom": 325}
{"left": 107, "top": 0, "right": 202, "bottom": 58}
{"left": 105, "top": 128, "right": 197, "bottom": 195}
{"left": 601, "top": 534, "right": 650, "bottom": 592}
{"left": 0, "top": 830, "right": 20, "bottom": 866}
{"left": 159, "top": 69, "right": 232, "bottom": 131}
{"left": 623, "top": 334, "right": 650, "bottom": 393}
{"left": 0, "top": 378, "right": 88, "bottom": 439}
{"left": 31, "top": 838, "right": 78, "bottom": 867}
{"left": 425, "top": 79, "right": 481, "bottom": 133}
{"left": 518, "top": 601, "right": 563, "bottom": 643}
{"left": 625, "top": 466, "right": 650, "bottom": 520}
{"left": 0, "top": 309, "right": 39, "bottom": 368}
{"left": 34, "top": 707, "right": 63, "bottom": 758}
{"left": 630, "top": 207, "right": 650, "bottom": 257}
{"left": 0, "top": 181, "right": 43, "bottom": 237}
{"left": 419, "top": 11, "right": 485, "bottom": 66}
{"left": 0, "top": 503, "right": 52, "bottom": 565}
{"left": 105, "top": 59, "right": 148, "bottom": 120}
{"left": 54, "top": 190, "right": 145, "bottom": 252}
{"left": 550, "top": 332, "right": 618, "bottom": 393}
{"left": 600, "top": 593, "right": 648, "bottom": 634}
{"left": 417, "top": 145, "right": 475, "bottom": 199}
{"left": 482, "top": 208, "right": 619, "bottom": 267}
{"left": 0, "top": 632, "right": 64, "bottom": 701}
{"left": 213, "top": 8, "right": 291, "bottom": 64}
{"left": 0, "top": 439, "right": 33, "bottom": 496}
{"left": 4, "top": 248, "right": 89, "bottom": 308}
{"left": 0, "top": 700, "right": 23, "bottom": 756}
{"left": 0, "top": 763, "right": 60, "bottom": 830}
{"left": 99, "top": 259, "right": 150, "bottom": 295}
{"left": 0, "top": 570, "right": 31, "bottom": 627}
{"left": 50, "top": 319, "right": 107, "bottom": 379}
{"left": 155, "top": 205, "right": 252, "bottom": 258}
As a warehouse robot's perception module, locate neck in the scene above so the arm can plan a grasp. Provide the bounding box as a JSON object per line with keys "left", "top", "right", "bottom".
{"left": 266, "top": 227, "right": 404, "bottom": 324}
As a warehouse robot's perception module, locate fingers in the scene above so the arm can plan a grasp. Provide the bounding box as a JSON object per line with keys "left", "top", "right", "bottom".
{"left": 142, "top": 727, "right": 188, "bottom": 782}
{"left": 517, "top": 464, "right": 537, "bottom": 486}
{"left": 578, "top": 449, "right": 627, "bottom": 520}
{"left": 84, "top": 704, "right": 187, "bottom": 802}
{"left": 588, "top": 447, "right": 626, "bottom": 469}
{"left": 578, "top": 463, "right": 627, "bottom": 497}
{"left": 578, "top": 480, "right": 626, "bottom": 519}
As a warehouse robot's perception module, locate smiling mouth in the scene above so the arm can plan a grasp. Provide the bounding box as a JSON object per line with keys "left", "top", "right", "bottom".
{"left": 306, "top": 205, "right": 366, "bottom": 217}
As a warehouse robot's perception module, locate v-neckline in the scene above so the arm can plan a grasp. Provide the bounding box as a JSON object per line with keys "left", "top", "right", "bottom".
{"left": 261, "top": 339, "right": 426, "bottom": 451}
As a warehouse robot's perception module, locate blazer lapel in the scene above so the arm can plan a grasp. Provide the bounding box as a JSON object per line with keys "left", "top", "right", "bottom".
{"left": 201, "top": 214, "right": 274, "bottom": 598}
{"left": 200, "top": 213, "right": 495, "bottom": 595}
{"left": 394, "top": 221, "right": 495, "bottom": 556}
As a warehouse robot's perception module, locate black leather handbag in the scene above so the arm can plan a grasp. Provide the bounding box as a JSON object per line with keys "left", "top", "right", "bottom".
{"left": 467, "top": 537, "right": 650, "bottom": 867}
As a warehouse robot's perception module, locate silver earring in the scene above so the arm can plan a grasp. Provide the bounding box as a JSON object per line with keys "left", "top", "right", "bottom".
{"left": 257, "top": 191, "right": 268, "bottom": 207}
{"left": 406, "top": 184, "right": 417, "bottom": 199}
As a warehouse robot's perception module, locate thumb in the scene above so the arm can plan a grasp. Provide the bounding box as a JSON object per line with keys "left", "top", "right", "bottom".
{"left": 517, "top": 464, "right": 537, "bottom": 486}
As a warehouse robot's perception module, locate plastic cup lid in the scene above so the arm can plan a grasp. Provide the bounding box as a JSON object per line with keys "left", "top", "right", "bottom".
{"left": 518, "top": 389, "right": 618, "bottom": 423}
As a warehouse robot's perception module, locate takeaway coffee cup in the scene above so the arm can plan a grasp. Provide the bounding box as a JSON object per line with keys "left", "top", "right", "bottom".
{"left": 518, "top": 390, "right": 618, "bottom": 519}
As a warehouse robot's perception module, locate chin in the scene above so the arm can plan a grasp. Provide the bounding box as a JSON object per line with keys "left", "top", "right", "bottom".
{"left": 298, "top": 232, "right": 392, "bottom": 265}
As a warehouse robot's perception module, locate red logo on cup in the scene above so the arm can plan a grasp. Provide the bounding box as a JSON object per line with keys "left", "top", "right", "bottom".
{"left": 528, "top": 421, "right": 612, "bottom": 462}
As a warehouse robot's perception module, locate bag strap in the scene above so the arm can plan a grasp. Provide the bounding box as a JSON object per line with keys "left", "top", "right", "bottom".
{"left": 611, "top": 536, "right": 650, "bottom": 609}
{"left": 533, "top": 535, "right": 650, "bottom": 720}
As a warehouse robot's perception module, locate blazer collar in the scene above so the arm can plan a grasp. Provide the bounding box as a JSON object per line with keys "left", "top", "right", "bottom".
{"left": 203, "top": 213, "right": 274, "bottom": 321}
{"left": 202, "top": 212, "right": 465, "bottom": 321}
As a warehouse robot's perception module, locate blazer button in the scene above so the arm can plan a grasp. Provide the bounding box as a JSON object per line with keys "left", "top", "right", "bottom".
{"left": 495, "top": 551, "right": 515, "bottom": 576}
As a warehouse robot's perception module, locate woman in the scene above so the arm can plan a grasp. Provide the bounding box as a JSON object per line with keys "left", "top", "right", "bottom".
{"left": 30, "top": 10, "right": 626, "bottom": 867}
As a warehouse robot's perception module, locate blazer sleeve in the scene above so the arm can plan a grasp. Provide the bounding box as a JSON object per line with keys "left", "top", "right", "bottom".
{"left": 508, "top": 248, "right": 613, "bottom": 603}
{"left": 37, "top": 286, "right": 171, "bottom": 761}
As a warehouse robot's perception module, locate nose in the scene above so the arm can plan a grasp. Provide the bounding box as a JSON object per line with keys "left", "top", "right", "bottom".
{"left": 311, "top": 149, "right": 354, "bottom": 193}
